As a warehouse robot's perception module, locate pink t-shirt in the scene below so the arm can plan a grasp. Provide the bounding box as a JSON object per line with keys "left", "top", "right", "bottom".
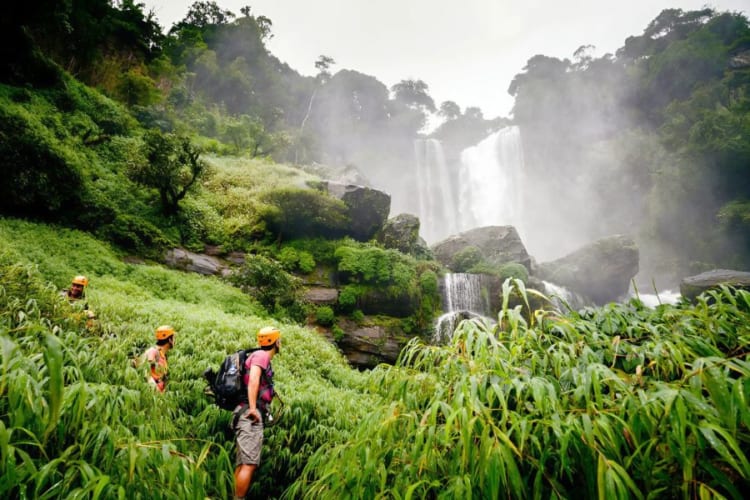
{"left": 243, "top": 350, "right": 274, "bottom": 408}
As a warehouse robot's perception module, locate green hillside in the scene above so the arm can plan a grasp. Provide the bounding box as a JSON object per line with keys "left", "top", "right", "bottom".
{"left": 0, "top": 217, "right": 376, "bottom": 498}
{"left": 2, "top": 2, "right": 750, "bottom": 498}
{"left": 3, "top": 217, "right": 749, "bottom": 498}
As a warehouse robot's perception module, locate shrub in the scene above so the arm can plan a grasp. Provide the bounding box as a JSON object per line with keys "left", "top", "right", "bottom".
{"left": 97, "top": 214, "right": 172, "bottom": 259}
{"left": 228, "top": 254, "right": 301, "bottom": 315}
{"left": 259, "top": 187, "right": 349, "bottom": 241}
{"left": 338, "top": 285, "right": 363, "bottom": 311}
{"left": 286, "top": 238, "right": 341, "bottom": 266}
{"left": 174, "top": 197, "right": 224, "bottom": 250}
{"left": 415, "top": 269, "right": 440, "bottom": 330}
{"left": 496, "top": 262, "right": 529, "bottom": 282}
{"left": 334, "top": 243, "right": 416, "bottom": 289}
{"left": 351, "top": 309, "right": 365, "bottom": 323}
{"left": 331, "top": 324, "right": 345, "bottom": 342}
{"left": 296, "top": 250, "right": 316, "bottom": 274}
{"left": 451, "top": 246, "right": 482, "bottom": 272}
{"left": 0, "top": 105, "right": 85, "bottom": 217}
{"left": 277, "top": 246, "right": 316, "bottom": 274}
{"left": 315, "top": 305, "right": 335, "bottom": 326}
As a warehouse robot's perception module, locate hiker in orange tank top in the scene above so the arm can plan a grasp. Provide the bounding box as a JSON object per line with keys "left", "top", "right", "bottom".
{"left": 143, "top": 325, "right": 176, "bottom": 392}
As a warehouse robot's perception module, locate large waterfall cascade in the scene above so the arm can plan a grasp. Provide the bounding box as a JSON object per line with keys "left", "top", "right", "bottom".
{"left": 458, "top": 126, "right": 525, "bottom": 239}
{"left": 414, "top": 126, "right": 526, "bottom": 245}
{"left": 413, "top": 139, "right": 459, "bottom": 243}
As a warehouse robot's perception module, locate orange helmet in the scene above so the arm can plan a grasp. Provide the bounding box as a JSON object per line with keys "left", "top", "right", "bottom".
{"left": 257, "top": 326, "right": 281, "bottom": 347}
{"left": 155, "top": 325, "right": 175, "bottom": 341}
{"left": 71, "top": 275, "right": 89, "bottom": 286}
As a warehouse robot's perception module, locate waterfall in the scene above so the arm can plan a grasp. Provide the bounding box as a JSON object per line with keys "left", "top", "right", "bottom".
{"left": 542, "top": 281, "right": 584, "bottom": 312}
{"left": 631, "top": 290, "right": 681, "bottom": 307}
{"left": 414, "top": 139, "right": 459, "bottom": 243}
{"left": 458, "top": 126, "right": 525, "bottom": 241}
{"left": 413, "top": 126, "right": 525, "bottom": 245}
{"left": 442, "top": 272, "right": 490, "bottom": 314}
{"left": 433, "top": 273, "right": 493, "bottom": 344}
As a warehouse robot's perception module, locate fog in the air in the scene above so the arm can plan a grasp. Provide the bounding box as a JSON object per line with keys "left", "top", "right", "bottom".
{"left": 143, "top": 0, "right": 750, "bottom": 286}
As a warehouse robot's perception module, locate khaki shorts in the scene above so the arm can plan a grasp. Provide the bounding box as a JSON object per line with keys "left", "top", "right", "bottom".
{"left": 232, "top": 406, "right": 264, "bottom": 466}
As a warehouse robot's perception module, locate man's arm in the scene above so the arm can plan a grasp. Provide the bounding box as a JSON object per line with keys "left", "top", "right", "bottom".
{"left": 246, "top": 364, "right": 262, "bottom": 422}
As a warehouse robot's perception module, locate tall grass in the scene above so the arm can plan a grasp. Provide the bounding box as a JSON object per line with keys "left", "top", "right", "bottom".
{"left": 0, "top": 217, "right": 377, "bottom": 498}
{"left": 5, "top": 217, "right": 749, "bottom": 498}
{"left": 290, "top": 280, "right": 750, "bottom": 499}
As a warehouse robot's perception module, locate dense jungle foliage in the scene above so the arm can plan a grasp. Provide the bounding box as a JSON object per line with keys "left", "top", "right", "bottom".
{"left": 2, "top": 2, "right": 749, "bottom": 279}
{"left": 2, "top": 218, "right": 749, "bottom": 498}
{"left": 1, "top": 1, "right": 750, "bottom": 498}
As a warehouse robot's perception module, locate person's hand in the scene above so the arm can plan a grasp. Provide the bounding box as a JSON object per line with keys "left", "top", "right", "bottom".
{"left": 245, "top": 408, "right": 261, "bottom": 423}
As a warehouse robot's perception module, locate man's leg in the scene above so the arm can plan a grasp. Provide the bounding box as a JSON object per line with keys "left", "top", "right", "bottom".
{"left": 235, "top": 464, "right": 257, "bottom": 498}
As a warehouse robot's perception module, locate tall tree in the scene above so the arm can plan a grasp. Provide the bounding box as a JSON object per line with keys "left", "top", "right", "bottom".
{"left": 128, "top": 131, "right": 207, "bottom": 215}
{"left": 438, "top": 101, "right": 461, "bottom": 120}
{"left": 390, "top": 79, "right": 436, "bottom": 112}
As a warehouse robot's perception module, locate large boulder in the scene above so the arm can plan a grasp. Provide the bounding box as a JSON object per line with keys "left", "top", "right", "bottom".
{"left": 535, "top": 235, "right": 639, "bottom": 305}
{"left": 377, "top": 213, "right": 431, "bottom": 258}
{"left": 680, "top": 269, "right": 750, "bottom": 302}
{"left": 320, "top": 181, "right": 391, "bottom": 241}
{"left": 164, "top": 248, "right": 226, "bottom": 276}
{"left": 431, "top": 226, "right": 532, "bottom": 271}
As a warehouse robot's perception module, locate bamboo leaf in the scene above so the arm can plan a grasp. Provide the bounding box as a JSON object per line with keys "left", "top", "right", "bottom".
{"left": 43, "top": 334, "right": 64, "bottom": 444}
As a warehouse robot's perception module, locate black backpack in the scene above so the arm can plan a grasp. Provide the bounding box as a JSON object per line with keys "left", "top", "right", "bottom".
{"left": 204, "top": 348, "right": 270, "bottom": 411}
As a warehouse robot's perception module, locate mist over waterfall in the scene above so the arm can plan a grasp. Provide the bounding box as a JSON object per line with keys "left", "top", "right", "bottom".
{"left": 414, "top": 139, "right": 459, "bottom": 243}
{"left": 414, "top": 126, "right": 526, "bottom": 245}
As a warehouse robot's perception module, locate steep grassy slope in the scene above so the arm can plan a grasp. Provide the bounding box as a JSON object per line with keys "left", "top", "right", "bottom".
{"left": 0, "top": 217, "right": 377, "bottom": 498}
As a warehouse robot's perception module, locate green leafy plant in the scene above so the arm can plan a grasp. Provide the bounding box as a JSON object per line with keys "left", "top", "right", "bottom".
{"left": 290, "top": 280, "right": 750, "bottom": 498}
{"left": 315, "top": 305, "right": 335, "bottom": 326}
{"left": 451, "top": 245, "right": 482, "bottom": 272}
{"left": 128, "top": 130, "right": 208, "bottom": 215}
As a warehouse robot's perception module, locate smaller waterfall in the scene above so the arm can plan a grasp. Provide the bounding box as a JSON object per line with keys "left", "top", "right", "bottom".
{"left": 434, "top": 273, "right": 493, "bottom": 344}
{"left": 542, "top": 281, "right": 588, "bottom": 312}
{"left": 631, "top": 290, "right": 681, "bottom": 307}
{"left": 442, "top": 273, "right": 490, "bottom": 314}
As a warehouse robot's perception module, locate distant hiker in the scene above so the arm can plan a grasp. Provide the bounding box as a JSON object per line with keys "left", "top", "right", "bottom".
{"left": 61, "top": 275, "right": 97, "bottom": 324}
{"left": 233, "top": 326, "right": 280, "bottom": 499}
{"left": 143, "top": 325, "right": 176, "bottom": 393}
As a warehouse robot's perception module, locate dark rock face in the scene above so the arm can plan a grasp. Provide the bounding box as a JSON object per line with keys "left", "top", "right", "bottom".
{"left": 357, "top": 288, "right": 416, "bottom": 318}
{"left": 303, "top": 286, "right": 339, "bottom": 305}
{"left": 377, "top": 213, "right": 421, "bottom": 255}
{"left": 680, "top": 269, "right": 750, "bottom": 302}
{"left": 321, "top": 181, "right": 391, "bottom": 241}
{"left": 431, "top": 226, "right": 532, "bottom": 271}
{"left": 334, "top": 318, "right": 407, "bottom": 368}
{"left": 535, "top": 235, "right": 639, "bottom": 305}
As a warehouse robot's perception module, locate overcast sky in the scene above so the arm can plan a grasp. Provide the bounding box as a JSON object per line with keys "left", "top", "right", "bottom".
{"left": 142, "top": 1, "right": 749, "bottom": 118}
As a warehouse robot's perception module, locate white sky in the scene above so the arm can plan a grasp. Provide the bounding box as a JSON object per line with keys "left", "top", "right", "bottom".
{"left": 142, "top": 1, "right": 749, "bottom": 118}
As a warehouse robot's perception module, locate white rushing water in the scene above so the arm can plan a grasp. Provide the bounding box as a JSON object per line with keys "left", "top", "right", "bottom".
{"left": 414, "top": 126, "right": 525, "bottom": 245}
{"left": 414, "top": 138, "right": 459, "bottom": 243}
{"left": 434, "top": 273, "right": 493, "bottom": 344}
{"left": 458, "top": 126, "right": 525, "bottom": 238}
{"left": 632, "top": 290, "right": 682, "bottom": 307}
